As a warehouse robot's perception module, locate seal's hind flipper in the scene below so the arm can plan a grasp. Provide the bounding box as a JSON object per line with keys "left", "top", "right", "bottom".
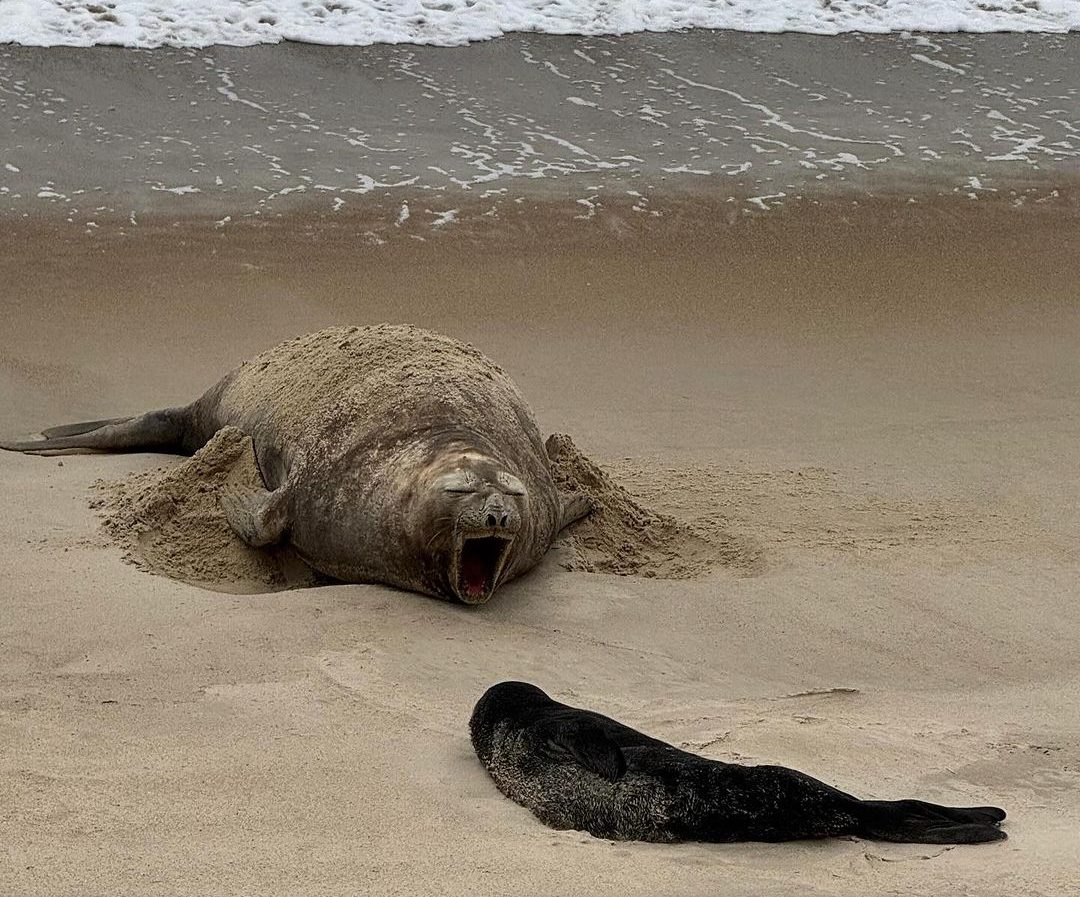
{"left": 538, "top": 718, "right": 627, "bottom": 783}
{"left": 1, "top": 408, "right": 187, "bottom": 455}
{"left": 220, "top": 483, "right": 290, "bottom": 548}
{"left": 41, "top": 417, "right": 133, "bottom": 439}
{"left": 877, "top": 799, "right": 1006, "bottom": 827}
{"left": 856, "top": 798, "right": 1007, "bottom": 844}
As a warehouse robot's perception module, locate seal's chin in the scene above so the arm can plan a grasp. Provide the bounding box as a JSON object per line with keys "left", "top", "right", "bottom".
{"left": 453, "top": 533, "right": 514, "bottom": 605}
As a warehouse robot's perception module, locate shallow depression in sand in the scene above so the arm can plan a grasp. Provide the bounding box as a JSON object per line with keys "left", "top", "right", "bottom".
{"left": 89, "top": 425, "right": 1013, "bottom": 594}
{"left": 90, "top": 429, "right": 758, "bottom": 593}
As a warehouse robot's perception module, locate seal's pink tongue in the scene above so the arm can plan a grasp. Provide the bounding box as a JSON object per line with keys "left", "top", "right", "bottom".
{"left": 461, "top": 553, "right": 488, "bottom": 598}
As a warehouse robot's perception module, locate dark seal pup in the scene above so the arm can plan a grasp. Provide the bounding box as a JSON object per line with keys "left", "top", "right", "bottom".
{"left": 1, "top": 325, "right": 592, "bottom": 604}
{"left": 470, "top": 682, "right": 1007, "bottom": 844}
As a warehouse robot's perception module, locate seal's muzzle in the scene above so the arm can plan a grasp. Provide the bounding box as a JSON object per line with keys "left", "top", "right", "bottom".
{"left": 437, "top": 462, "right": 526, "bottom": 604}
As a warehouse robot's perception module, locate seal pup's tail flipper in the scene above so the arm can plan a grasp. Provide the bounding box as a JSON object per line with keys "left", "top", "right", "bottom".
{"left": 855, "top": 798, "right": 1007, "bottom": 844}
{"left": 1, "top": 408, "right": 189, "bottom": 455}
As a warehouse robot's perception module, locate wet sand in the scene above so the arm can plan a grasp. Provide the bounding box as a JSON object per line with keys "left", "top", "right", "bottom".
{"left": 3, "top": 33, "right": 1080, "bottom": 897}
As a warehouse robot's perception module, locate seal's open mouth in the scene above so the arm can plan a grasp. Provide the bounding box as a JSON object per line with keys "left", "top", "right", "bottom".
{"left": 454, "top": 534, "right": 513, "bottom": 604}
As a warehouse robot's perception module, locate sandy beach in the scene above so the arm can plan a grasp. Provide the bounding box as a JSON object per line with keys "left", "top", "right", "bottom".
{"left": 2, "top": 32, "right": 1079, "bottom": 897}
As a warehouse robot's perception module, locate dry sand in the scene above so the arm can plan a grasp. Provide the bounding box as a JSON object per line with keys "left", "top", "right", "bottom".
{"left": 2, "top": 32, "right": 1080, "bottom": 897}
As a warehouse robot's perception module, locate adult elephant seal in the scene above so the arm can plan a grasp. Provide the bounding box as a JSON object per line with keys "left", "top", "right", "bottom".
{"left": 1, "top": 325, "right": 593, "bottom": 604}
{"left": 470, "top": 682, "right": 1008, "bottom": 844}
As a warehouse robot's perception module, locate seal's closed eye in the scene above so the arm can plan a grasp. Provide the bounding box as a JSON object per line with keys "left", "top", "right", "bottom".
{"left": 497, "top": 473, "right": 526, "bottom": 496}
{"left": 439, "top": 470, "right": 479, "bottom": 493}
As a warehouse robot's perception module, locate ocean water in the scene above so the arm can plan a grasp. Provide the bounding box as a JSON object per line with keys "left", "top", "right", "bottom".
{"left": 2, "top": 0, "right": 1079, "bottom": 49}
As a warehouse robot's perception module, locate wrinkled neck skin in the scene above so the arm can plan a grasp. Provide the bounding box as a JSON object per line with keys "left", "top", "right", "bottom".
{"left": 294, "top": 430, "right": 559, "bottom": 603}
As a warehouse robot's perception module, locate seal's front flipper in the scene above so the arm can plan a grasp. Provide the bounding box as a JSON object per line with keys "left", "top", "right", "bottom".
{"left": 558, "top": 491, "right": 596, "bottom": 532}
{"left": 220, "top": 483, "right": 290, "bottom": 548}
{"left": 1, "top": 408, "right": 185, "bottom": 455}
{"left": 538, "top": 719, "right": 627, "bottom": 783}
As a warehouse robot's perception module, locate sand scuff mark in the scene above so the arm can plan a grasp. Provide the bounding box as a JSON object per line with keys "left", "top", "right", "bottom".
{"left": 90, "top": 426, "right": 322, "bottom": 594}
{"left": 776, "top": 687, "right": 862, "bottom": 700}
{"left": 546, "top": 434, "right": 761, "bottom": 579}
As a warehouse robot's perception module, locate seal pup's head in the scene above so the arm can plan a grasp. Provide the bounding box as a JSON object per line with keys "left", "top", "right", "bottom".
{"left": 411, "top": 448, "right": 529, "bottom": 605}
{"left": 469, "top": 681, "right": 553, "bottom": 758}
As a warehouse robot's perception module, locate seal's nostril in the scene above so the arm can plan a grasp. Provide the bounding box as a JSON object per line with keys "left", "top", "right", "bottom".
{"left": 500, "top": 513, "right": 509, "bottom": 527}
{"left": 486, "top": 513, "right": 497, "bottom": 527}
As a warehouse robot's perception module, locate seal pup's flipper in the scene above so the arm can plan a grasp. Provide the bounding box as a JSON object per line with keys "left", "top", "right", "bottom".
{"left": 1, "top": 408, "right": 187, "bottom": 455}
{"left": 855, "top": 798, "right": 1007, "bottom": 844}
{"left": 220, "top": 483, "right": 290, "bottom": 548}
{"left": 873, "top": 799, "right": 1006, "bottom": 826}
{"left": 557, "top": 491, "right": 596, "bottom": 532}
{"left": 538, "top": 718, "right": 627, "bottom": 783}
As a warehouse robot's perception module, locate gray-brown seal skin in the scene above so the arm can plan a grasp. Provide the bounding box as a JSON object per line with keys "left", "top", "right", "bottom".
{"left": 469, "top": 682, "right": 1008, "bottom": 844}
{"left": 1, "top": 325, "right": 593, "bottom": 604}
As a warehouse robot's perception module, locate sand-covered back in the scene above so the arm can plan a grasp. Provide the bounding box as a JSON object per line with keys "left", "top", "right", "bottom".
{"left": 213, "top": 324, "right": 544, "bottom": 465}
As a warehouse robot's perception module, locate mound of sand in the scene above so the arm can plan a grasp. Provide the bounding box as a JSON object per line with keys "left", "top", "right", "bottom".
{"left": 89, "top": 429, "right": 753, "bottom": 593}
{"left": 546, "top": 434, "right": 759, "bottom": 578}
{"left": 90, "top": 426, "right": 321, "bottom": 593}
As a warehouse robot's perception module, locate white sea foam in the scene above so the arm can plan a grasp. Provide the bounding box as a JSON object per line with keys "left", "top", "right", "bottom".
{"left": 2, "top": 1, "right": 1078, "bottom": 49}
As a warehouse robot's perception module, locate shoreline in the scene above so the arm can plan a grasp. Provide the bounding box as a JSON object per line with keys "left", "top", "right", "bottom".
{"left": 6, "top": 184, "right": 1079, "bottom": 251}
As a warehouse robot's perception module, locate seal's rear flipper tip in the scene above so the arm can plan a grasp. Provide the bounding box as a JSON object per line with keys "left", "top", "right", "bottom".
{"left": 913, "top": 823, "right": 1008, "bottom": 844}
{"left": 2, "top": 417, "right": 137, "bottom": 453}
{"left": 857, "top": 799, "right": 1008, "bottom": 844}
{"left": 1, "top": 409, "right": 185, "bottom": 455}
{"left": 0, "top": 438, "right": 44, "bottom": 454}
{"left": 41, "top": 417, "right": 131, "bottom": 439}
